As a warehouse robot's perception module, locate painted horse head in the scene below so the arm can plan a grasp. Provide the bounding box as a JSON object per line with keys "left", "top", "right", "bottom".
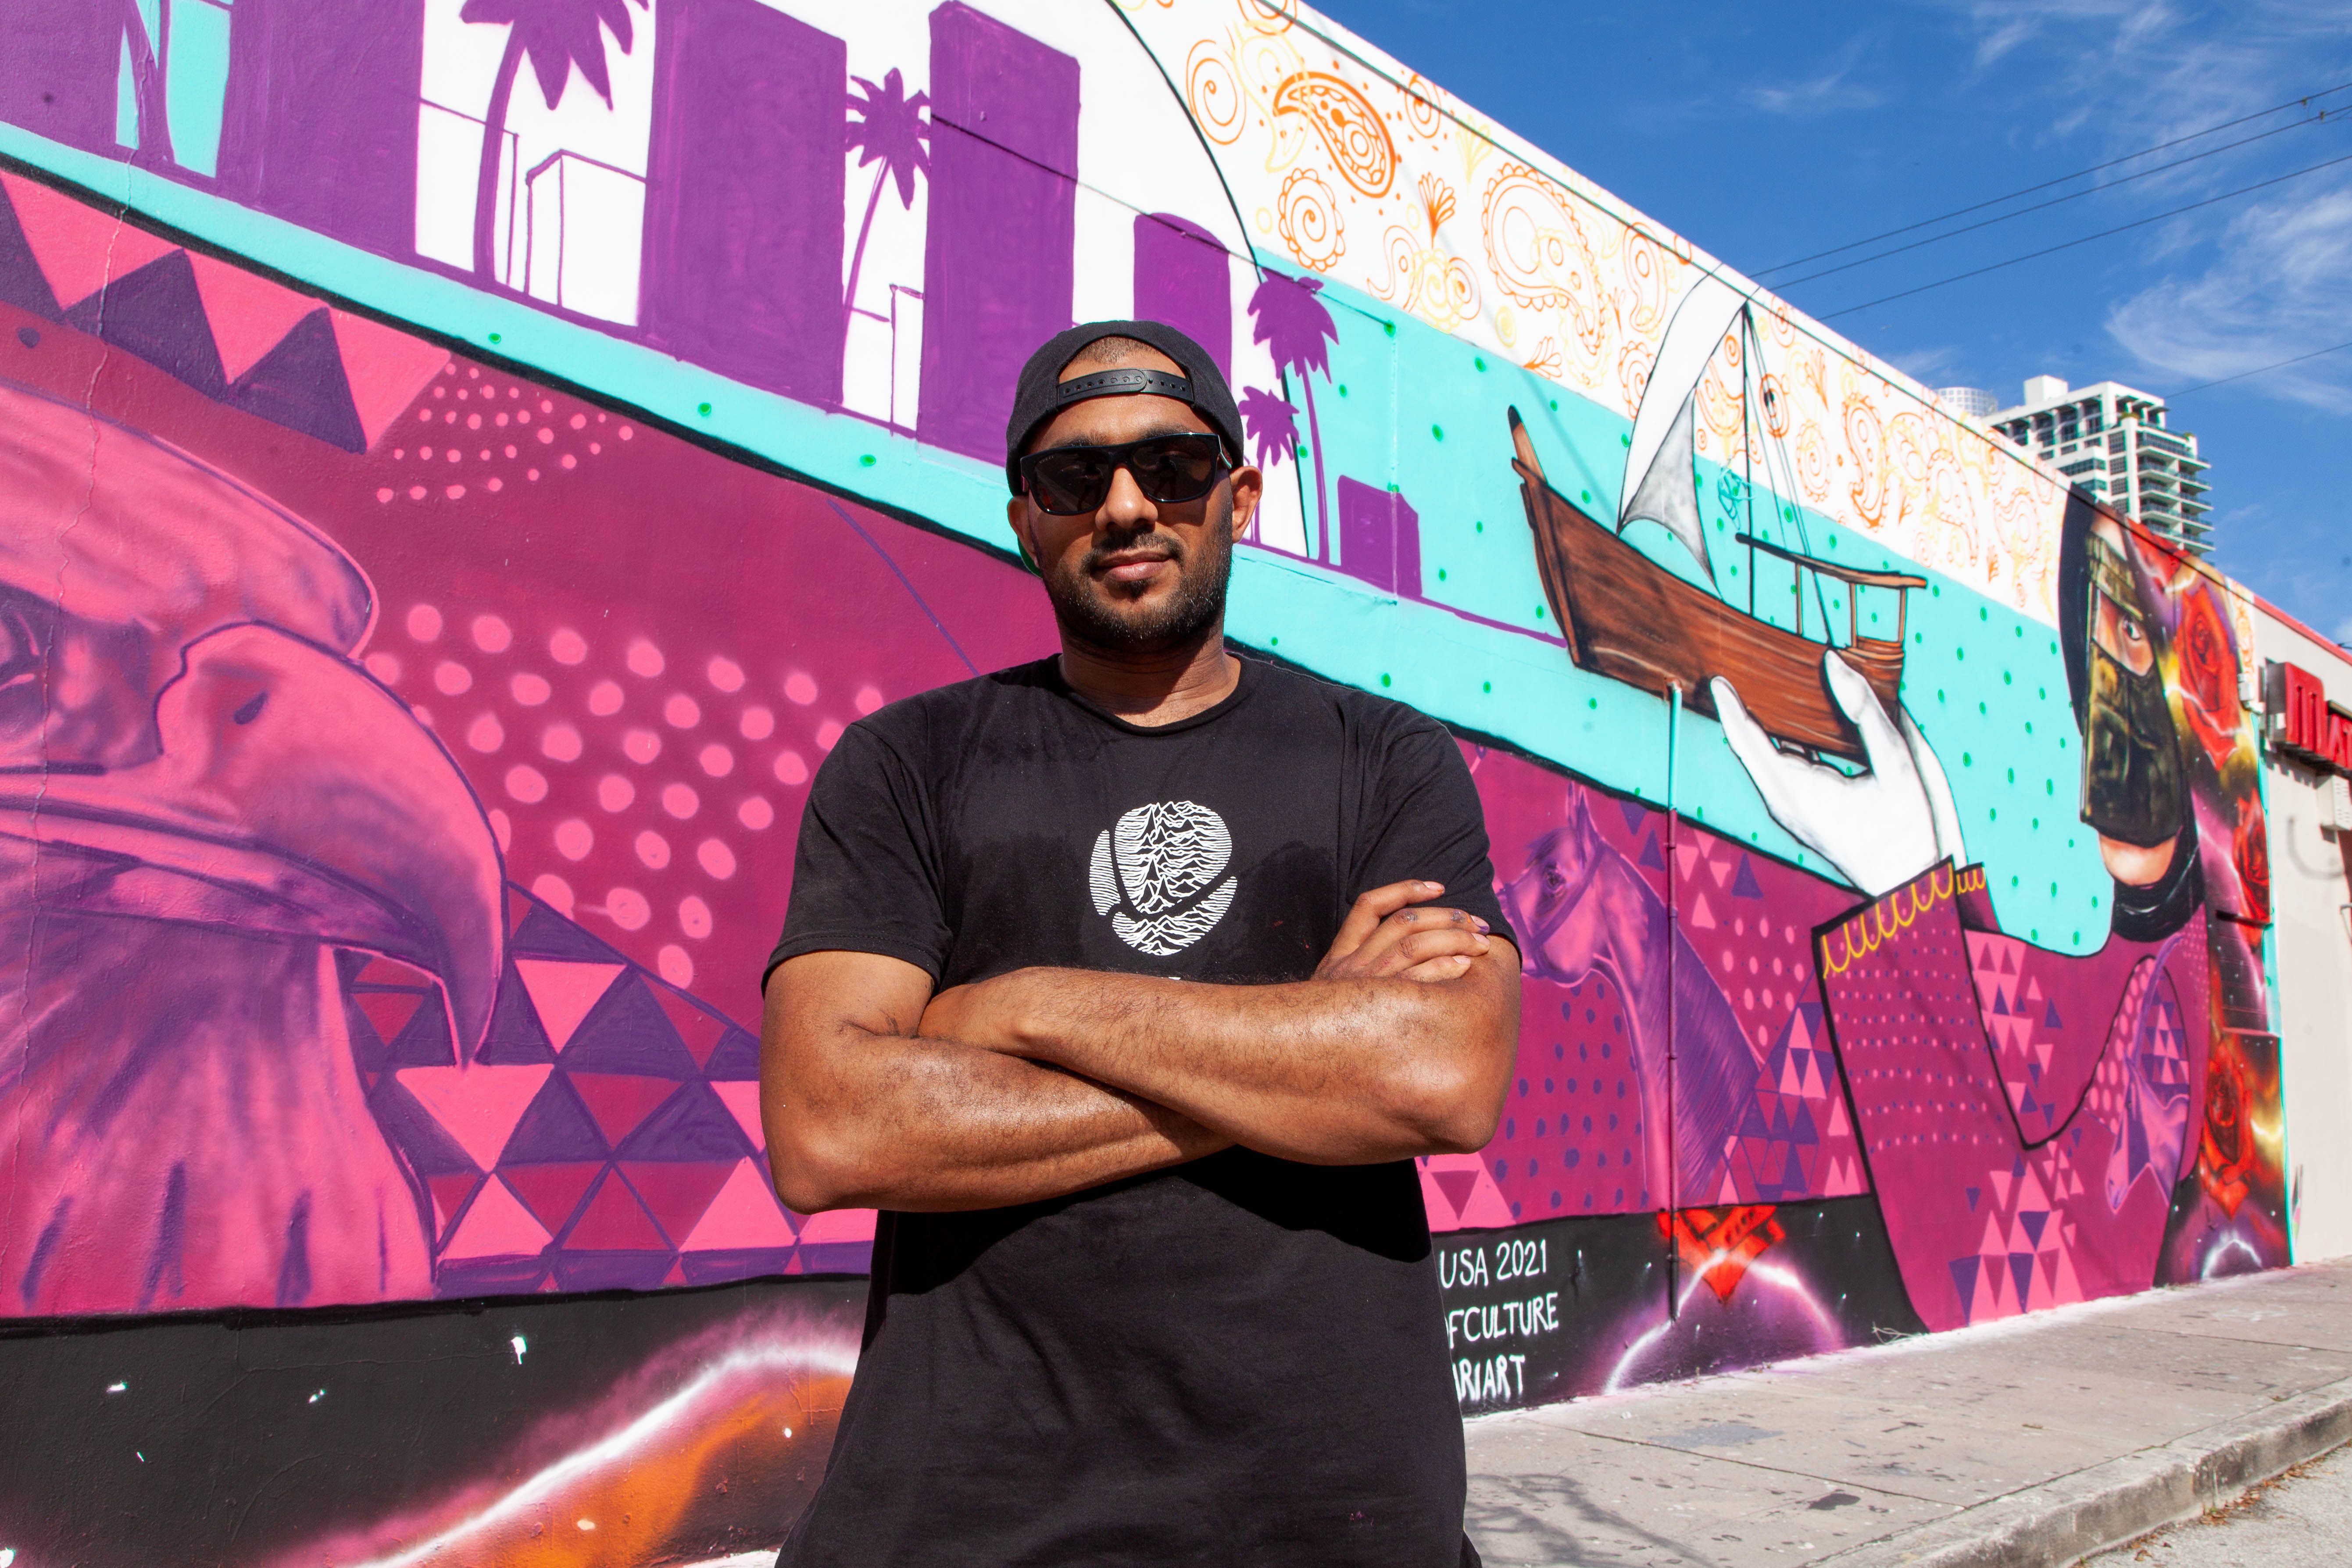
{"left": 1501, "top": 791, "right": 1620, "bottom": 986}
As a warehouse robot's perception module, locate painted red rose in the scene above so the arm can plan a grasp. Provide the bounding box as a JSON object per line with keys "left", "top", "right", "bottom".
{"left": 2173, "top": 586, "right": 2242, "bottom": 764}
{"left": 2234, "top": 794, "right": 2271, "bottom": 925}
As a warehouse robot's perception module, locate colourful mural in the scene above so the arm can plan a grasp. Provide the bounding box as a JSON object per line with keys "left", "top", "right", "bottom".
{"left": 0, "top": 0, "right": 2313, "bottom": 1556}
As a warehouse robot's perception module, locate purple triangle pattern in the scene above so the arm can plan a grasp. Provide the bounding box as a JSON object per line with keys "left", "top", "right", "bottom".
{"left": 0, "top": 180, "right": 382, "bottom": 451}
{"left": 62, "top": 252, "right": 228, "bottom": 396}
{"left": 355, "top": 883, "right": 856, "bottom": 1297}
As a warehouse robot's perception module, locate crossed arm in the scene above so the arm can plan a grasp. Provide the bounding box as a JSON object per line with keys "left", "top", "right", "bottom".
{"left": 760, "top": 882, "right": 1521, "bottom": 1214}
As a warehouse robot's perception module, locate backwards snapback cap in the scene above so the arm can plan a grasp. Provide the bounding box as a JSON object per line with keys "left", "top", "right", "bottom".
{"left": 1004, "top": 319, "right": 1246, "bottom": 494}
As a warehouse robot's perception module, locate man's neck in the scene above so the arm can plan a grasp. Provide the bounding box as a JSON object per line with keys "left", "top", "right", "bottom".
{"left": 1056, "top": 624, "right": 1239, "bottom": 728}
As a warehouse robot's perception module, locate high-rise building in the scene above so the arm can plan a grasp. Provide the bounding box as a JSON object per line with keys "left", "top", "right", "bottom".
{"left": 1935, "top": 386, "right": 1999, "bottom": 420}
{"left": 1988, "top": 375, "right": 2213, "bottom": 556}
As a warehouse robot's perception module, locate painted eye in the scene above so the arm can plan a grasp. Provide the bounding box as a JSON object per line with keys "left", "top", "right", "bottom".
{"left": 1542, "top": 864, "right": 1567, "bottom": 894}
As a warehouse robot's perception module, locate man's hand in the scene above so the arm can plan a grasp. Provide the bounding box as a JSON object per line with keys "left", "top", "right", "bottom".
{"left": 1315, "top": 879, "right": 1496, "bottom": 982}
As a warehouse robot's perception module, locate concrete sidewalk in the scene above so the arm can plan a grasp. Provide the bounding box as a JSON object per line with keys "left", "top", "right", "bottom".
{"left": 1465, "top": 1259, "right": 2352, "bottom": 1567}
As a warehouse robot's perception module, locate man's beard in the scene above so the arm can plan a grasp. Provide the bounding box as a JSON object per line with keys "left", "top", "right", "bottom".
{"left": 1041, "top": 491, "right": 1233, "bottom": 654}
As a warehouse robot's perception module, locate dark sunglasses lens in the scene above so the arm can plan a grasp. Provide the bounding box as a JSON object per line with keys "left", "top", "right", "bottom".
{"left": 1029, "top": 450, "right": 1113, "bottom": 514}
{"left": 1127, "top": 437, "right": 1221, "bottom": 502}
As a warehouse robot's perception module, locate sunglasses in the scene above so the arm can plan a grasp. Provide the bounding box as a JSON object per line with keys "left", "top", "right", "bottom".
{"left": 1018, "top": 433, "right": 1226, "bottom": 517}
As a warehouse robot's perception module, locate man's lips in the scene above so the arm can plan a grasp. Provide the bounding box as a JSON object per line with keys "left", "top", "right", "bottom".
{"left": 1094, "top": 551, "right": 1176, "bottom": 586}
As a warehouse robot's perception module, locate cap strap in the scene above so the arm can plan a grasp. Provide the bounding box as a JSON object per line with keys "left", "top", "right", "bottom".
{"left": 1051, "top": 367, "right": 1194, "bottom": 407}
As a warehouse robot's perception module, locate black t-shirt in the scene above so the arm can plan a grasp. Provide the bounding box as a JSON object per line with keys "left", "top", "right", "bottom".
{"left": 767, "top": 654, "right": 1512, "bottom": 1568}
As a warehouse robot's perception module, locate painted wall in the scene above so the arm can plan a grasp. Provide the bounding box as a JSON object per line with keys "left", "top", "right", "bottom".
{"left": 2252, "top": 607, "right": 2352, "bottom": 1262}
{"left": 0, "top": 0, "right": 2329, "bottom": 1555}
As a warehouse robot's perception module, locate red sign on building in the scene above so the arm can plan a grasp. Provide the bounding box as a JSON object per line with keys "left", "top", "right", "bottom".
{"left": 2268, "top": 661, "right": 2352, "bottom": 772}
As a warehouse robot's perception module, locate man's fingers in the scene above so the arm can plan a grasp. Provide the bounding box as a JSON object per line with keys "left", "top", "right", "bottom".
{"left": 1326, "top": 879, "right": 1446, "bottom": 963}
{"left": 1345, "top": 906, "right": 1487, "bottom": 972}
{"left": 1398, "top": 954, "right": 1476, "bottom": 983}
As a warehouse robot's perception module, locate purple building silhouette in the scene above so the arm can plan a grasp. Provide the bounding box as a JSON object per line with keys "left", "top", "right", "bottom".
{"left": 1336, "top": 477, "right": 1423, "bottom": 600}
{"left": 218, "top": 0, "right": 425, "bottom": 256}
{"left": 1133, "top": 213, "right": 1230, "bottom": 383}
{"left": 643, "top": 0, "right": 845, "bottom": 407}
{"left": 917, "top": 3, "right": 1078, "bottom": 461}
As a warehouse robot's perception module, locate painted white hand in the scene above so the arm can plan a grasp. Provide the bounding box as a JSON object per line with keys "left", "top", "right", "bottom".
{"left": 1712, "top": 651, "right": 1963, "bottom": 898}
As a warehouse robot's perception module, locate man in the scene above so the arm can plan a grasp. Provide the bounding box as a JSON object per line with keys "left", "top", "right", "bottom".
{"left": 760, "top": 319, "right": 1520, "bottom": 1565}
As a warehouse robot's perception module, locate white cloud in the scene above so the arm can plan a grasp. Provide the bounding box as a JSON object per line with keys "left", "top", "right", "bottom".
{"left": 2106, "top": 182, "right": 2352, "bottom": 411}
{"left": 1739, "top": 36, "right": 1886, "bottom": 118}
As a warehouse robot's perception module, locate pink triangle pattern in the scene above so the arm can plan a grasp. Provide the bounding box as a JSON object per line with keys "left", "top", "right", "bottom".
{"left": 330, "top": 308, "right": 452, "bottom": 448}
{"left": 395, "top": 1064, "right": 553, "bottom": 1171}
{"left": 441, "top": 1177, "right": 554, "bottom": 1262}
{"left": 185, "top": 252, "right": 320, "bottom": 382}
{"left": 514, "top": 959, "right": 624, "bottom": 1051}
{"left": 681, "top": 1159, "right": 797, "bottom": 1250}
{"left": 2, "top": 172, "right": 178, "bottom": 309}
{"left": 711, "top": 1080, "right": 765, "bottom": 1151}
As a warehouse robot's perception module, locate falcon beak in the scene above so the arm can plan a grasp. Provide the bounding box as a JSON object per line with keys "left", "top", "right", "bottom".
{"left": 0, "top": 625, "right": 506, "bottom": 1052}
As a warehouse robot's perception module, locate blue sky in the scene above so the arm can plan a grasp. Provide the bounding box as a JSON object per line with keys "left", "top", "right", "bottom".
{"left": 1322, "top": 0, "right": 2352, "bottom": 639}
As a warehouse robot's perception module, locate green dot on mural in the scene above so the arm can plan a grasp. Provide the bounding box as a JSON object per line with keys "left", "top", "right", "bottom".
{"left": 1535, "top": 606, "right": 1546, "bottom": 619}
{"left": 1382, "top": 320, "right": 1396, "bottom": 337}
{"left": 1588, "top": 697, "right": 1598, "bottom": 710}
{"left": 1483, "top": 681, "right": 1492, "bottom": 693}
{"left": 1622, "top": 432, "right": 1632, "bottom": 446}
{"left": 2014, "top": 625, "right": 2023, "bottom": 638}
{"left": 2070, "top": 931, "right": 2079, "bottom": 944}
{"left": 1931, "top": 584, "right": 1941, "bottom": 596}
{"left": 1581, "top": 490, "right": 1591, "bottom": 503}
{"left": 2032, "top": 929, "right": 2041, "bottom": 942}
{"left": 2045, "top": 779, "right": 2055, "bottom": 794}
{"left": 1380, "top": 673, "right": 1392, "bottom": 686}
{"left": 2026, "top": 721, "right": 2033, "bottom": 734}
{"left": 1476, "top": 521, "right": 1484, "bottom": 532}
{"left": 1270, "top": 636, "right": 1279, "bottom": 646}
{"left": 698, "top": 402, "right": 713, "bottom": 417}
{"left": 1437, "top": 568, "right": 1448, "bottom": 581}
{"left": 1955, "top": 647, "right": 1966, "bottom": 661}
{"left": 2090, "top": 895, "right": 2100, "bottom": 908}
{"left": 2006, "top": 767, "right": 2015, "bottom": 783}
{"left": 489, "top": 332, "right": 502, "bottom": 344}
{"left": 1962, "top": 751, "right": 1972, "bottom": 766}
{"left": 2003, "top": 671, "right": 2012, "bottom": 684}
{"left": 1549, "top": 399, "right": 1559, "bottom": 411}
{"left": 1979, "top": 606, "right": 1988, "bottom": 621}
{"left": 859, "top": 454, "right": 876, "bottom": 468}
{"left": 1474, "top": 356, "right": 1487, "bottom": 371}
{"left": 1432, "top": 425, "right": 1445, "bottom": 441}
{"left": 1338, "top": 384, "right": 1348, "bottom": 396}
{"left": 1915, "top": 632, "right": 1924, "bottom": 644}
{"left": 1937, "top": 689, "right": 1946, "bottom": 703}
{"left": 2033, "top": 818, "right": 2041, "bottom": 829}
{"left": 2011, "top": 875, "right": 2019, "bottom": 887}
{"left": 1978, "top": 702, "right": 1987, "bottom": 715}
{"left": 2050, "top": 881, "right": 2058, "bottom": 895}
{"left": 1988, "top": 807, "right": 1998, "bottom": 821}
{"left": 1827, "top": 532, "right": 1837, "bottom": 548}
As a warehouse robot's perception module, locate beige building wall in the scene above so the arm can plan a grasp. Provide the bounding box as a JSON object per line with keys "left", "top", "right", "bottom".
{"left": 2254, "top": 606, "right": 2352, "bottom": 1261}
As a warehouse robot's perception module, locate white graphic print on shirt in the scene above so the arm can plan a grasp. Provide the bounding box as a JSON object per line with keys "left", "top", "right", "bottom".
{"left": 1087, "top": 800, "right": 1239, "bottom": 955}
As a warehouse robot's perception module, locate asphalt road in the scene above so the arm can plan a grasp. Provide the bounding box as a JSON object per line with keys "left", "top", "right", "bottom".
{"left": 2085, "top": 1440, "right": 2352, "bottom": 1567}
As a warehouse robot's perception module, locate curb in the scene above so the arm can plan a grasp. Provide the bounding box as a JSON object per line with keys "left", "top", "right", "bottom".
{"left": 1812, "top": 1377, "right": 2352, "bottom": 1567}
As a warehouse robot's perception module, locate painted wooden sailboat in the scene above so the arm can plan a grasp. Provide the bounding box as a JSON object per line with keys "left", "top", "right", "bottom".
{"left": 1509, "top": 277, "right": 1925, "bottom": 764}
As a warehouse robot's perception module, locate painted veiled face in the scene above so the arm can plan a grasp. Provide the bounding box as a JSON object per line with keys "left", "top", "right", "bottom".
{"left": 2079, "top": 519, "right": 2186, "bottom": 887}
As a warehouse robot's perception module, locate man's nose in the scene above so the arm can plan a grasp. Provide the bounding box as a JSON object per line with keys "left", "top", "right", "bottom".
{"left": 1097, "top": 465, "right": 1158, "bottom": 529}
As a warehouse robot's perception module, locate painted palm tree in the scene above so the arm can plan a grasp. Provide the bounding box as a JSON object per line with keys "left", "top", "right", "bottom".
{"left": 462, "top": 0, "right": 647, "bottom": 283}
{"left": 843, "top": 68, "right": 929, "bottom": 350}
{"left": 1248, "top": 273, "right": 1340, "bottom": 559}
{"left": 1237, "top": 386, "right": 1299, "bottom": 473}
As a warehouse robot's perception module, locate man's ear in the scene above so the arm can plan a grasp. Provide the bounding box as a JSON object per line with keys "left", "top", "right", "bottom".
{"left": 1004, "top": 496, "right": 1043, "bottom": 576}
{"left": 1225, "top": 464, "right": 1263, "bottom": 542}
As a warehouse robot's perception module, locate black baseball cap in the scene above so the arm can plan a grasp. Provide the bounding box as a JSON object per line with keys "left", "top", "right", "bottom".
{"left": 1004, "top": 319, "right": 1246, "bottom": 494}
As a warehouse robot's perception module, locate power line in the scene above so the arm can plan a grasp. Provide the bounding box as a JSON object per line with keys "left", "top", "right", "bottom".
{"left": 1753, "top": 81, "right": 2352, "bottom": 278}
{"left": 2170, "top": 339, "right": 2352, "bottom": 396}
{"left": 1816, "top": 147, "right": 2352, "bottom": 321}
{"left": 1775, "top": 108, "right": 2347, "bottom": 289}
